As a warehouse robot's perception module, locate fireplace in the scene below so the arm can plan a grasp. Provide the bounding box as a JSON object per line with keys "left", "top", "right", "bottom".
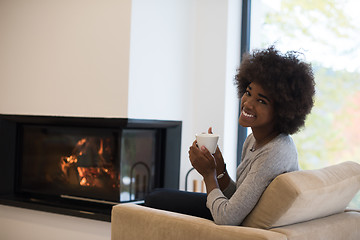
{"left": 0, "top": 114, "right": 181, "bottom": 221}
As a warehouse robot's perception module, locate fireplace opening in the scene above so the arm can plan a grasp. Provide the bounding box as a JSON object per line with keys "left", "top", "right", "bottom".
{"left": 0, "top": 115, "right": 181, "bottom": 221}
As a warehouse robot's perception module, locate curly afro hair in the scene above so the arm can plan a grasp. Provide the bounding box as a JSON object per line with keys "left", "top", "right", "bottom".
{"left": 235, "top": 46, "right": 316, "bottom": 135}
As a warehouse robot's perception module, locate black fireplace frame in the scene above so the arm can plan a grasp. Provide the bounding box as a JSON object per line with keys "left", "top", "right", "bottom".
{"left": 0, "top": 114, "right": 182, "bottom": 221}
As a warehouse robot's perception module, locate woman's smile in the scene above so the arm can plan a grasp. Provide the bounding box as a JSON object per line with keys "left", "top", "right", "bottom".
{"left": 241, "top": 108, "right": 256, "bottom": 120}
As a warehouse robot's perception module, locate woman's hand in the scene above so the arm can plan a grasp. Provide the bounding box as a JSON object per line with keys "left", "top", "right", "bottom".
{"left": 188, "top": 140, "right": 219, "bottom": 193}
{"left": 188, "top": 140, "right": 216, "bottom": 178}
{"left": 188, "top": 127, "right": 229, "bottom": 193}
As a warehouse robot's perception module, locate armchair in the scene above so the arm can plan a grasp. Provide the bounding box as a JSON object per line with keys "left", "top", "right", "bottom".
{"left": 111, "top": 161, "right": 360, "bottom": 240}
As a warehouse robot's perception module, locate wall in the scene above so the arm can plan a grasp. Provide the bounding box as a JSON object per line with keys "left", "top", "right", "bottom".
{"left": 128, "top": 0, "right": 241, "bottom": 188}
{"left": 0, "top": 0, "right": 131, "bottom": 117}
{"left": 0, "top": 0, "right": 241, "bottom": 239}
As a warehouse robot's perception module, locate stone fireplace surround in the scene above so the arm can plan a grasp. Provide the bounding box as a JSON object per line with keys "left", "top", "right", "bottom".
{"left": 0, "top": 114, "right": 181, "bottom": 222}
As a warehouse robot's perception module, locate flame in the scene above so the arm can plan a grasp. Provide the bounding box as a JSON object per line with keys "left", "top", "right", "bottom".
{"left": 77, "top": 167, "right": 102, "bottom": 187}
{"left": 60, "top": 137, "right": 119, "bottom": 188}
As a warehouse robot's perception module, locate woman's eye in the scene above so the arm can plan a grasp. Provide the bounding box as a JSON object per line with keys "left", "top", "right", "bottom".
{"left": 245, "top": 90, "right": 251, "bottom": 96}
{"left": 258, "top": 99, "right": 267, "bottom": 104}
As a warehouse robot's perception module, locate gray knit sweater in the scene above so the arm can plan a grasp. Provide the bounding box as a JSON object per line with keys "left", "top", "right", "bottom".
{"left": 206, "top": 133, "right": 299, "bottom": 225}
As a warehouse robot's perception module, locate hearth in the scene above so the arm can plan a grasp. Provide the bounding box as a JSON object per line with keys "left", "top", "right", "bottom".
{"left": 0, "top": 114, "right": 181, "bottom": 221}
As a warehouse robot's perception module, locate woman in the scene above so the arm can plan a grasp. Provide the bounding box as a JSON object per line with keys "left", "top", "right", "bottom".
{"left": 146, "top": 46, "right": 315, "bottom": 225}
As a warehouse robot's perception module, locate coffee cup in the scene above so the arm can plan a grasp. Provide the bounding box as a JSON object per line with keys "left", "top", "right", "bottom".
{"left": 195, "top": 133, "right": 219, "bottom": 154}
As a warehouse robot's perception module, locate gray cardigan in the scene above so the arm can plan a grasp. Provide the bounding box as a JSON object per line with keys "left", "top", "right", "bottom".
{"left": 206, "top": 133, "right": 299, "bottom": 225}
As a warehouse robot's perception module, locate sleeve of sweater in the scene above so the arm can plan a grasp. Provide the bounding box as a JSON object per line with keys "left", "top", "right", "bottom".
{"left": 206, "top": 141, "right": 297, "bottom": 226}
{"left": 222, "top": 179, "right": 236, "bottom": 199}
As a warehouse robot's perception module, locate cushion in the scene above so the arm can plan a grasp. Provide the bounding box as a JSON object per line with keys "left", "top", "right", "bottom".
{"left": 242, "top": 161, "right": 360, "bottom": 229}
{"left": 270, "top": 212, "right": 360, "bottom": 240}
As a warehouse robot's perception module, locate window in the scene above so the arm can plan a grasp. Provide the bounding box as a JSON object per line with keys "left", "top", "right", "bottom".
{"left": 249, "top": 0, "right": 360, "bottom": 208}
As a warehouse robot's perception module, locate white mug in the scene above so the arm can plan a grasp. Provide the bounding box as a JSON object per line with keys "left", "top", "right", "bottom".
{"left": 195, "top": 133, "right": 219, "bottom": 154}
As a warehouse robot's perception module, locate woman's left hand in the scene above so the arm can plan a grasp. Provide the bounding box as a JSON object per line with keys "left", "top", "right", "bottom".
{"left": 188, "top": 140, "right": 217, "bottom": 178}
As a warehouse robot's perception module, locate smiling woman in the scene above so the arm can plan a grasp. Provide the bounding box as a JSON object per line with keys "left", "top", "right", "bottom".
{"left": 146, "top": 46, "right": 316, "bottom": 226}
{"left": 187, "top": 46, "right": 316, "bottom": 225}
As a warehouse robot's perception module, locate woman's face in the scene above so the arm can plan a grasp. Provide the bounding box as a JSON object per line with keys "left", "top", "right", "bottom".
{"left": 239, "top": 82, "right": 276, "bottom": 132}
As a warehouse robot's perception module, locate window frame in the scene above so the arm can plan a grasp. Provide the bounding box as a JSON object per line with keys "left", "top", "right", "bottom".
{"left": 236, "top": 0, "right": 252, "bottom": 165}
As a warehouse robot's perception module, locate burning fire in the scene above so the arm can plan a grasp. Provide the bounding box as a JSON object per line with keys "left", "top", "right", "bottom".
{"left": 60, "top": 137, "right": 119, "bottom": 188}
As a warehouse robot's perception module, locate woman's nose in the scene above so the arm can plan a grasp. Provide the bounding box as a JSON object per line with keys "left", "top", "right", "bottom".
{"left": 243, "top": 98, "right": 255, "bottom": 109}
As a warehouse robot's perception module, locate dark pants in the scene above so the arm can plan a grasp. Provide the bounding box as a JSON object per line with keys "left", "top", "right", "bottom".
{"left": 144, "top": 188, "right": 213, "bottom": 220}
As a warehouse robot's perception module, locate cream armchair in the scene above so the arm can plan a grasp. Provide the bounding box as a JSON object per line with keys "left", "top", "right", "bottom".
{"left": 111, "top": 161, "right": 360, "bottom": 240}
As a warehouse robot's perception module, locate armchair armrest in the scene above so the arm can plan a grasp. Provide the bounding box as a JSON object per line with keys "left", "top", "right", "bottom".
{"left": 111, "top": 203, "right": 286, "bottom": 240}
